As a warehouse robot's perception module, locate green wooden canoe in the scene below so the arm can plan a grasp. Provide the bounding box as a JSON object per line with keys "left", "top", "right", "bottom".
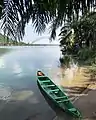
{"left": 37, "top": 71, "right": 82, "bottom": 118}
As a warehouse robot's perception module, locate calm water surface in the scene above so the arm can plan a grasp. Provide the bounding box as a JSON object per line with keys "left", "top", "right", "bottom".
{"left": 0, "top": 46, "right": 74, "bottom": 120}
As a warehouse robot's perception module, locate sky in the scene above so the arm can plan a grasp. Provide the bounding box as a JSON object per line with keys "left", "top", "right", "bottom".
{"left": 0, "top": 20, "right": 60, "bottom": 44}
{"left": 23, "top": 22, "right": 60, "bottom": 44}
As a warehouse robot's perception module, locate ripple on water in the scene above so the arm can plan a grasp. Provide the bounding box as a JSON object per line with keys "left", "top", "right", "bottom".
{"left": 0, "top": 57, "right": 5, "bottom": 69}
{"left": 11, "top": 90, "right": 34, "bottom": 101}
{"left": 0, "top": 85, "right": 12, "bottom": 101}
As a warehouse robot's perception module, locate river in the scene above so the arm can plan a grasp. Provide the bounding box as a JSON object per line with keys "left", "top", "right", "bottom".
{"left": 0, "top": 46, "right": 75, "bottom": 120}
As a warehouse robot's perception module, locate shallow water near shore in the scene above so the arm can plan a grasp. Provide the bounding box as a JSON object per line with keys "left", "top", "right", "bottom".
{"left": 0, "top": 46, "right": 61, "bottom": 120}
{"left": 0, "top": 46, "right": 85, "bottom": 120}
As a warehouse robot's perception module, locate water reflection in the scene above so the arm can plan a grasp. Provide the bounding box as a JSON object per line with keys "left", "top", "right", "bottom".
{"left": 0, "top": 46, "right": 61, "bottom": 120}
{"left": 37, "top": 82, "right": 76, "bottom": 120}
{"left": 11, "top": 90, "right": 34, "bottom": 101}
{"left": 13, "top": 62, "right": 23, "bottom": 77}
{"left": 10, "top": 90, "right": 40, "bottom": 104}
{"left": 0, "top": 85, "right": 11, "bottom": 101}
{"left": 0, "top": 57, "right": 5, "bottom": 68}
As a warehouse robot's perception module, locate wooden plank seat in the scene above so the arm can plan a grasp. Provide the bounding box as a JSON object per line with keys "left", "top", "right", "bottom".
{"left": 55, "top": 96, "right": 67, "bottom": 99}
{"left": 49, "top": 89, "right": 59, "bottom": 92}
{"left": 45, "top": 84, "right": 55, "bottom": 87}
{"left": 57, "top": 99, "right": 69, "bottom": 103}
{"left": 40, "top": 80, "right": 50, "bottom": 83}
{"left": 68, "top": 108, "right": 76, "bottom": 112}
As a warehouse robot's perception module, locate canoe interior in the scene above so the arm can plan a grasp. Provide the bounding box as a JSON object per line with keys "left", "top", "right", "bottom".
{"left": 37, "top": 75, "right": 82, "bottom": 118}
{"left": 38, "top": 76, "right": 72, "bottom": 108}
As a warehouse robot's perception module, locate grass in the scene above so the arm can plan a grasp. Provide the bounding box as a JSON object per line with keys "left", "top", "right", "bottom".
{"left": 0, "top": 33, "right": 12, "bottom": 43}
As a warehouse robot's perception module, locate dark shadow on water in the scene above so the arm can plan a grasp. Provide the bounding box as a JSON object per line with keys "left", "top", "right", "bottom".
{"left": 36, "top": 82, "right": 81, "bottom": 120}
{"left": 61, "top": 83, "right": 95, "bottom": 96}
{"left": 62, "top": 86, "right": 89, "bottom": 95}
{"left": 0, "top": 48, "right": 12, "bottom": 56}
{"left": 61, "top": 86, "right": 96, "bottom": 120}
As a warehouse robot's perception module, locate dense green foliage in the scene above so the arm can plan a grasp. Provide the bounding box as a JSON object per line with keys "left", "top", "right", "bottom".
{"left": 72, "top": 12, "right": 96, "bottom": 49}
{"left": 0, "top": 33, "right": 27, "bottom": 45}
{"left": 60, "top": 12, "right": 96, "bottom": 50}
{"left": 60, "top": 12, "right": 96, "bottom": 66}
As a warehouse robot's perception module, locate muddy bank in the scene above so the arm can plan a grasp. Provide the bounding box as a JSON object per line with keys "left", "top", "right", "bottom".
{"left": 74, "top": 83, "right": 96, "bottom": 120}
{"left": 50, "top": 66, "right": 96, "bottom": 120}
{"left": 50, "top": 66, "right": 92, "bottom": 101}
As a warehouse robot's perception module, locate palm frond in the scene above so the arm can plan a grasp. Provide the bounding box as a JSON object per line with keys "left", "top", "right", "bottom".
{"left": 1, "top": 0, "right": 19, "bottom": 40}
{"left": 1, "top": 0, "right": 33, "bottom": 40}
{"left": 32, "top": 2, "right": 49, "bottom": 34}
{"left": 1, "top": 0, "right": 96, "bottom": 41}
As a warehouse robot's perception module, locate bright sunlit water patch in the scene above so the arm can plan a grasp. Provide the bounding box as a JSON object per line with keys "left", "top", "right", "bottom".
{"left": 0, "top": 57, "right": 5, "bottom": 68}
{"left": 13, "top": 62, "right": 23, "bottom": 77}
{"left": 43, "top": 64, "right": 53, "bottom": 68}
{"left": 0, "top": 85, "right": 12, "bottom": 101}
{"left": 63, "top": 62, "right": 78, "bottom": 84}
{"left": 27, "top": 96, "right": 40, "bottom": 104}
{"left": 0, "top": 46, "right": 62, "bottom": 120}
{"left": 11, "top": 90, "right": 34, "bottom": 101}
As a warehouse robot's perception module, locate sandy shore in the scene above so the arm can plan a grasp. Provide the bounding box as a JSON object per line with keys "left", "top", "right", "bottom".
{"left": 51, "top": 66, "right": 92, "bottom": 100}
{"left": 60, "top": 67, "right": 93, "bottom": 101}
{"left": 61, "top": 66, "right": 96, "bottom": 119}
{"left": 51, "top": 66, "right": 96, "bottom": 119}
{"left": 74, "top": 83, "right": 96, "bottom": 120}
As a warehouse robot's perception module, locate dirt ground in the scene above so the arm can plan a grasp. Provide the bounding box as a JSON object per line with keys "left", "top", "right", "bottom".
{"left": 51, "top": 66, "right": 96, "bottom": 120}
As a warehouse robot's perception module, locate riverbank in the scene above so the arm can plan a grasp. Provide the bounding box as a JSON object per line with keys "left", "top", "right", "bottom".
{"left": 51, "top": 66, "right": 92, "bottom": 101}
{"left": 74, "top": 83, "right": 96, "bottom": 120}
{"left": 51, "top": 65, "right": 96, "bottom": 119}
{"left": 61, "top": 66, "right": 96, "bottom": 120}
{"left": 60, "top": 66, "right": 92, "bottom": 101}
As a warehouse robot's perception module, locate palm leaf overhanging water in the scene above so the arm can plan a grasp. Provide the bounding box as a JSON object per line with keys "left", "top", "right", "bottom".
{"left": 0, "top": 0, "right": 96, "bottom": 41}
